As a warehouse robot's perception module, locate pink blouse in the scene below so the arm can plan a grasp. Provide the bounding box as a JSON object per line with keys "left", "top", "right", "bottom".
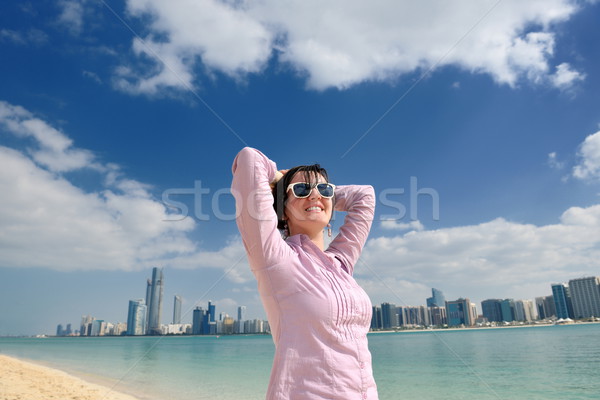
{"left": 231, "top": 147, "right": 378, "bottom": 400}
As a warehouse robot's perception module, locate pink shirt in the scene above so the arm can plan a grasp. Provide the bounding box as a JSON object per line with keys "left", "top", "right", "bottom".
{"left": 232, "top": 147, "right": 379, "bottom": 400}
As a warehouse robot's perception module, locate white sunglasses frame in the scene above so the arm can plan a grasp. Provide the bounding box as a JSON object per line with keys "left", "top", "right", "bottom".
{"left": 285, "top": 182, "right": 336, "bottom": 199}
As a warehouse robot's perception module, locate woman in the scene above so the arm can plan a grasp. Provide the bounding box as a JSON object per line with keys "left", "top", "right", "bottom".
{"left": 231, "top": 147, "right": 378, "bottom": 400}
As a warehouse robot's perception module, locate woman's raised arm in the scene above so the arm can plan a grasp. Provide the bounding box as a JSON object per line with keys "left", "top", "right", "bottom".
{"left": 326, "top": 185, "right": 375, "bottom": 275}
{"left": 231, "top": 147, "right": 292, "bottom": 269}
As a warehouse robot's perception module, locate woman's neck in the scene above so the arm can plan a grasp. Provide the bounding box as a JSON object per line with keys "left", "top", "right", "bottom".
{"left": 290, "top": 228, "right": 325, "bottom": 251}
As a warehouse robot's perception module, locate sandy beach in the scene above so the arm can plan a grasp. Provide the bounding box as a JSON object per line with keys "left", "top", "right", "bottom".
{"left": 0, "top": 354, "right": 140, "bottom": 400}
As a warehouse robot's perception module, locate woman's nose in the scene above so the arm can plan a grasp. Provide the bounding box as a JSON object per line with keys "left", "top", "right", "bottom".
{"left": 308, "top": 187, "right": 321, "bottom": 199}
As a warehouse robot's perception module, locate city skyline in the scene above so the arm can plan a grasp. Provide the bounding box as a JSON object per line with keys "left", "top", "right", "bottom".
{"left": 50, "top": 269, "right": 599, "bottom": 337}
{"left": 2, "top": 1, "right": 600, "bottom": 336}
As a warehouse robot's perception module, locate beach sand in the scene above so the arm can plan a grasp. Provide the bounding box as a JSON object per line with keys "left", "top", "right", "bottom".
{"left": 0, "top": 354, "right": 140, "bottom": 400}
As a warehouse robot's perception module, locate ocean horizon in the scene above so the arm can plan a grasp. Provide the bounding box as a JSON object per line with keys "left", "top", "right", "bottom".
{"left": 1, "top": 323, "right": 599, "bottom": 399}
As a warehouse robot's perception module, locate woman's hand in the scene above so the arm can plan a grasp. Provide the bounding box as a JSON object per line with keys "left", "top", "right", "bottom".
{"left": 270, "top": 169, "right": 288, "bottom": 190}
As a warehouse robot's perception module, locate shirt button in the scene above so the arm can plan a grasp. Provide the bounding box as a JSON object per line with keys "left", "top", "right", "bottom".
{"left": 362, "top": 392, "right": 367, "bottom": 399}
{"left": 359, "top": 361, "right": 365, "bottom": 369}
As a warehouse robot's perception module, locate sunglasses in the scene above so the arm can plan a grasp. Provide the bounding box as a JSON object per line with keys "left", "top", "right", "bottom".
{"left": 286, "top": 182, "right": 336, "bottom": 199}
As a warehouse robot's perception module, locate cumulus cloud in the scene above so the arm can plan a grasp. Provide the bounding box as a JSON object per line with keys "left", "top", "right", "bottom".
{"left": 551, "top": 62, "right": 586, "bottom": 89}
{"left": 115, "top": 0, "right": 587, "bottom": 93}
{"left": 381, "top": 219, "right": 424, "bottom": 232}
{"left": 358, "top": 206, "right": 600, "bottom": 306}
{"left": 0, "top": 101, "right": 100, "bottom": 172}
{"left": 115, "top": 0, "right": 272, "bottom": 94}
{"left": 573, "top": 131, "right": 600, "bottom": 181}
{"left": 0, "top": 100, "right": 205, "bottom": 272}
{"left": 58, "top": 0, "right": 85, "bottom": 35}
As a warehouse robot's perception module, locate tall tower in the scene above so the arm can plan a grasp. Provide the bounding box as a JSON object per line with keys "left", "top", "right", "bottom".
{"left": 426, "top": 288, "right": 446, "bottom": 307}
{"left": 381, "top": 302, "right": 397, "bottom": 329}
{"left": 569, "top": 277, "right": 600, "bottom": 319}
{"left": 173, "top": 295, "right": 182, "bottom": 324}
{"left": 127, "top": 299, "right": 147, "bottom": 335}
{"left": 236, "top": 305, "right": 247, "bottom": 334}
{"left": 552, "top": 283, "right": 574, "bottom": 319}
{"left": 192, "top": 307, "right": 205, "bottom": 335}
{"left": 147, "top": 267, "right": 164, "bottom": 335}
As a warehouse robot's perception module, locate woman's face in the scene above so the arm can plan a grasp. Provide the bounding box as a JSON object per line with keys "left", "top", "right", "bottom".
{"left": 284, "top": 171, "right": 333, "bottom": 236}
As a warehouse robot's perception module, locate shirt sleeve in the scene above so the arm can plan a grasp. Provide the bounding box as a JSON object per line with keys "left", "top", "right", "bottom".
{"left": 231, "top": 147, "right": 293, "bottom": 270}
{"left": 326, "top": 185, "right": 375, "bottom": 275}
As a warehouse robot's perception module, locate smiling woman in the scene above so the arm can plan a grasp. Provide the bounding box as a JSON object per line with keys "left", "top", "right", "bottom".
{"left": 231, "top": 147, "right": 378, "bottom": 400}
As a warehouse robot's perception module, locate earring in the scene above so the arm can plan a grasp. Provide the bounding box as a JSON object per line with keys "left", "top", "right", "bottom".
{"left": 283, "top": 222, "right": 289, "bottom": 238}
{"left": 327, "top": 223, "right": 332, "bottom": 238}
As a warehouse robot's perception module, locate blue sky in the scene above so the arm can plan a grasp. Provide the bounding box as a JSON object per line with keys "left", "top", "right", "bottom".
{"left": 1, "top": 0, "right": 600, "bottom": 336}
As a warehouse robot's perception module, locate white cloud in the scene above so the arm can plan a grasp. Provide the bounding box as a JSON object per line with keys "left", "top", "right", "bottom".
{"left": 0, "top": 101, "right": 204, "bottom": 272}
{"left": 573, "top": 131, "right": 600, "bottom": 181}
{"left": 115, "top": 0, "right": 272, "bottom": 94}
{"left": 0, "top": 28, "right": 48, "bottom": 46}
{"left": 381, "top": 219, "right": 424, "bottom": 232}
{"left": 0, "top": 101, "right": 99, "bottom": 172}
{"left": 58, "top": 0, "right": 85, "bottom": 35}
{"left": 547, "top": 151, "right": 565, "bottom": 170}
{"left": 116, "top": 0, "right": 587, "bottom": 93}
{"left": 551, "top": 62, "right": 586, "bottom": 89}
{"left": 358, "top": 206, "right": 600, "bottom": 306}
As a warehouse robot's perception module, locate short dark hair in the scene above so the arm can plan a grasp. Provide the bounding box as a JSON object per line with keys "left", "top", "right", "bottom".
{"left": 272, "top": 164, "right": 332, "bottom": 231}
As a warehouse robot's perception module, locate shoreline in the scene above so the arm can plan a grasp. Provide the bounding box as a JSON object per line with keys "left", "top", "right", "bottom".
{"left": 369, "top": 320, "right": 600, "bottom": 334}
{"left": 0, "top": 354, "right": 144, "bottom": 400}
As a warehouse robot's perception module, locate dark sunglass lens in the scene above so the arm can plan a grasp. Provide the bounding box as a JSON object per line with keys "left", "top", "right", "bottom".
{"left": 293, "top": 183, "right": 312, "bottom": 197}
{"left": 317, "top": 184, "right": 334, "bottom": 197}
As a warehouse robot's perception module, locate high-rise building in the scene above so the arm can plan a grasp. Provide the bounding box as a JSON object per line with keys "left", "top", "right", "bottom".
{"left": 146, "top": 267, "right": 164, "bottom": 335}
{"left": 513, "top": 300, "right": 526, "bottom": 321}
{"left": 481, "top": 299, "right": 503, "bottom": 322}
{"left": 237, "top": 305, "right": 246, "bottom": 321}
{"left": 552, "top": 283, "right": 574, "bottom": 319}
{"left": 203, "top": 301, "right": 217, "bottom": 335}
{"left": 237, "top": 306, "right": 247, "bottom": 334}
{"left": 521, "top": 299, "right": 537, "bottom": 321}
{"left": 173, "top": 295, "right": 182, "bottom": 324}
{"left": 535, "top": 296, "right": 555, "bottom": 319}
{"left": 500, "top": 299, "right": 515, "bottom": 322}
{"left": 381, "top": 302, "right": 397, "bottom": 329}
{"left": 371, "top": 306, "right": 383, "bottom": 330}
{"left": 446, "top": 298, "right": 474, "bottom": 327}
{"left": 569, "top": 277, "right": 600, "bottom": 319}
{"left": 80, "top": 315, "right": 94, "bottom": 336}
{"left": 428, "top": 306, "right": 447, "bottom": 326}
{"left": 127, "top": 299, "right": 147, "bottom": 335}
{"left": 192, "top": 307, "right": 204, "bottom": 335}
{"left": 426, "top": 288, "right": 446, "bottom": 308}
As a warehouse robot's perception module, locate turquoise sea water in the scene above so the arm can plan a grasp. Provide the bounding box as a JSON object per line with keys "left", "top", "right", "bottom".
{"left": 1, "top": 324, "right": 599, "bottom": 400}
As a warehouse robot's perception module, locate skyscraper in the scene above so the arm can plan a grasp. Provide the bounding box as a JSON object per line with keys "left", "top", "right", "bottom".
{"left": 552, "top": 283, "right": 574, "bottom": 319}
{"left": 146, "top": 267, "right": 164, "bottom": 335}
{"left": 426, "top": 288, "right": 446, "bottom": 307}
{"left": 569, "top": 277, "right": 600, "bottom": 319}
{"left": 192, "top": 307, "right": 204, "bottom": 335}
{"left": 203, "top": 300, "right": 217, "bottom": 335}
{"left": 446, "top": 298, "right": 474, "bottom": 327}
{"left": 371, "top": 306, "right": 383, "bottom": 330}
{"left": 173, "top": 295, "right": 182, "bottom": 324}
{"left": 381, "top": 302, "right": 397, "bottom": 329}
{"left": 127, "top": 299, "right": 147, "bottom": 335}
{"left": 481, "top": 299, "right": 503, "bottom": 322}
{"left": 237, "top": 306, "right": 246, "bottom": 334}
{"left": 500, "top": 299, "right": 515, "bottom": 322}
